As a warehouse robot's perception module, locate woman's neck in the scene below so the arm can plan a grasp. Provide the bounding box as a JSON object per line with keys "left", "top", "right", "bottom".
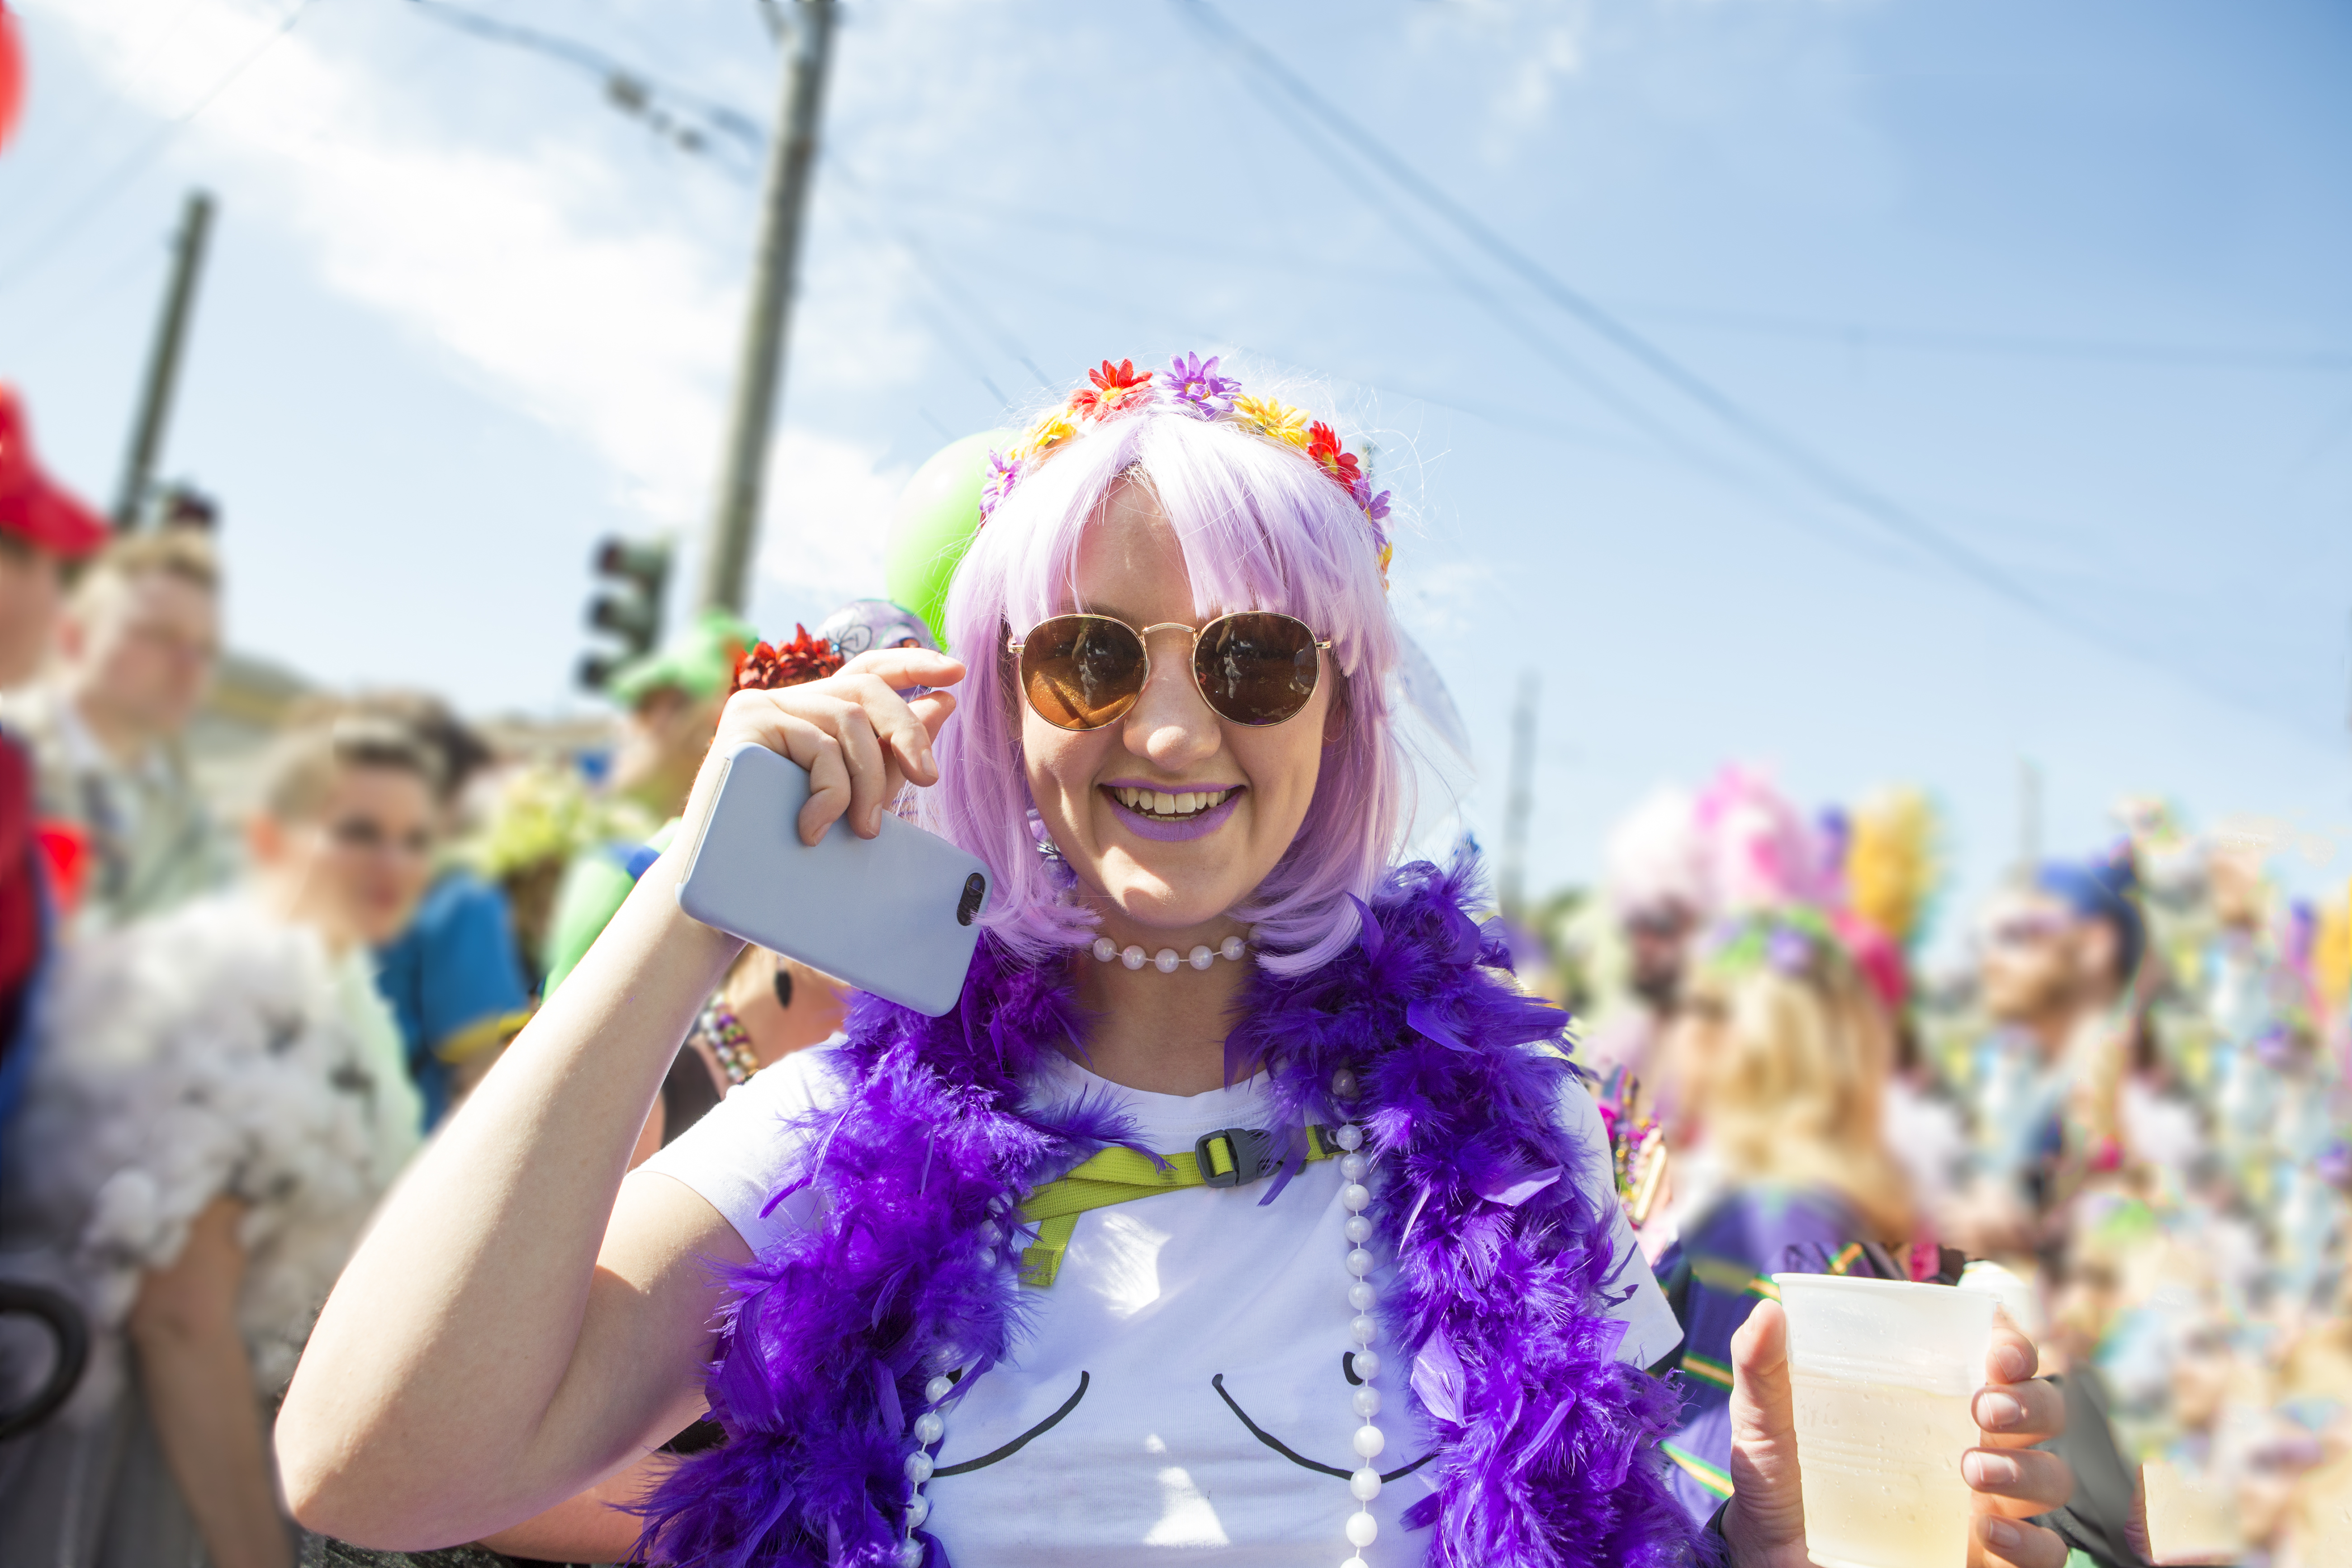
{"left": 1068, "top": 925, "right": 1255, "bottom": 1097}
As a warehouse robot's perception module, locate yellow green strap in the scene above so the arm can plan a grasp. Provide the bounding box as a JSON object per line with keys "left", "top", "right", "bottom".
{"left": 1019, "top": 1126, "right": 1336, "bottom": 1287}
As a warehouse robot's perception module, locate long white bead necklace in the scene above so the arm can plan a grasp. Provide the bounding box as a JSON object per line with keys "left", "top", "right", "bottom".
{"left": 901, "top": 1194, "right": 1008, "bottom": 1566}
{"left": 1332, "top": 1066, "right": 1383, "bottom": 1568}
{"left": 1089, "top": 933, "right": 1249, "bottom": 973}
{"left": 900, "top": 1360, "right": 954, "bottom": 1566}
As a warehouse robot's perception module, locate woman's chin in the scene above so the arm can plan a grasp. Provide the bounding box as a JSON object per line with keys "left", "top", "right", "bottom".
{"left": 1087, "top": 874, "right": 1242, "bottom": 938}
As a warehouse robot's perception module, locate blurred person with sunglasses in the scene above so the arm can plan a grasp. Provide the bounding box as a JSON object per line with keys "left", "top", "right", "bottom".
{"left": 282, "top": 355, "right": 2074, "bottom": 1568}
{"left": 1952, "top": 849, "right": 2147, "bottom": 1263}
{"left": 0, "top": 518, "right": 232, "bottom": 932}
{"left": 0, "top": 717, "right": 432, "bottom": 1568}
{"left": 355, "top": 693, "right": 534, "bottom": 1132}
{"left": 1644, "top": 906, "right": 1936, "bottom": 1521}
{"left": 0, "top": 384, "right": 110, "bottom": 1130}
{"left": 1580, "top": 786, "right": 1710, "bottom": 1120}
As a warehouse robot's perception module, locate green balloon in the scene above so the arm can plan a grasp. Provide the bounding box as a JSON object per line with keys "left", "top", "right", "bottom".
{"left": 885, "top": 430, "right": 1007, "bottom": 653}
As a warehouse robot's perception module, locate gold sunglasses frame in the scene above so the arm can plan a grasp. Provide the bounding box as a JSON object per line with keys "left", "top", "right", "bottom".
{"left": 1005, "top": 611, "right": 1335, "bottom": 731}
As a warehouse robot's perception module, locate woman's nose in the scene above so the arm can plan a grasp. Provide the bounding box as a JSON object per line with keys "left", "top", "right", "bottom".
{"left": 1122, "top": 635, "right": 1219, "bottom": 769}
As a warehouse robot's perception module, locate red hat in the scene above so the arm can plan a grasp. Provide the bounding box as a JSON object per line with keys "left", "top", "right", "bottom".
{"left": 0, "top": 385, "right": 110, "bottom": 559}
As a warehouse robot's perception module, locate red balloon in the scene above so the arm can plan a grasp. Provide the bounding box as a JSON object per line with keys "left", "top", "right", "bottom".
{"left": 0, "top": 4, "right": 24, "bottom": 156}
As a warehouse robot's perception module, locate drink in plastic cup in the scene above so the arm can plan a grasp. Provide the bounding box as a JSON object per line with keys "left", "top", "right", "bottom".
{"left": 2139, "top": 1456, "right": 2244, "bottom": 1564}
{"left": 1773, "top": 1273, "right": 1998, "bottom": 1568}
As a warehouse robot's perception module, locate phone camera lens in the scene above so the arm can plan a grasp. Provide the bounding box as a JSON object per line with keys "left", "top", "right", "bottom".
{"left": 957, "top": 873, "right": 986, "bottom": 927}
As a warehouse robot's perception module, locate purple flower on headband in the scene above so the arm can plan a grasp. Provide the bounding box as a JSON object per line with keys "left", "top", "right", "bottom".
{"left": 979, "top": 450, "right": 1020, "bottom": 521}
{"left": 1765, "top": 926, "right": 1812, "bottom": 976}
{"left": 1167, "top": 352, "right": 1238, "bottom": 418}
{"left": 1350, "top": 474, "right": 1392, "bottom": 523}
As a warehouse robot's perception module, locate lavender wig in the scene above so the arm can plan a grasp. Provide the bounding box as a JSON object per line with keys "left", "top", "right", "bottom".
{"left": 913, "top": 392, "right": 1407, "bottom": 976}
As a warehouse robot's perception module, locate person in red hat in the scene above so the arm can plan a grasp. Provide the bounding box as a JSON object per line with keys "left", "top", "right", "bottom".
{"left": 0, "top": 382, "right": 110, "bottom": 1132}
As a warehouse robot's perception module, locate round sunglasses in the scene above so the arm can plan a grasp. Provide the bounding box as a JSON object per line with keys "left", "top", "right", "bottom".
{"left": 1007, "top": 611, "right": 1332, "bottom": 731}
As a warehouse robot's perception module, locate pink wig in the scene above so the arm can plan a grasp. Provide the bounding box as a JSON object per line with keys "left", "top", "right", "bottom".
{"left": 1693, "top": 763, "right": 1836, "bottom": 912}
{"left": 916, "top": 397, "right": 1406, "bottom": 975}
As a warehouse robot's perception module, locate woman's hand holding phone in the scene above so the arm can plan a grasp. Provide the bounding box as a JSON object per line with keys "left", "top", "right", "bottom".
{"left": 692, "top": 647, "right": 966, "bottom": 847}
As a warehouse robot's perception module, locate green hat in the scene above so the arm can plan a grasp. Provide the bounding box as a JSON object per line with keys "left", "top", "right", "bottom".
{"left": 609, "top": 606, "right": 759, "bottom": 706}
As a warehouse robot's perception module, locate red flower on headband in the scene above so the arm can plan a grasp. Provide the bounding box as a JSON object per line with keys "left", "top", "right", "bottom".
{"left": 735, "top": 625, "right": 845, "bottom": 692}
{"left": 1071, "top": 358, "right": 1153, "bottom": 419}
{"left": 1307, "top": 421, "right": 1362, "bottom": 489}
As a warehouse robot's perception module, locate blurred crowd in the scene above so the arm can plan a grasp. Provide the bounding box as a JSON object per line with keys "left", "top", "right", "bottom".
{"left": 2, "top": 377, "right": 2350, "bottom": 1566}
{"left": 1531, "top": 765, "right": 2352, "bottom": 1565}
{"left": 0, "top": 388, "right": 868, "bottom": 1566}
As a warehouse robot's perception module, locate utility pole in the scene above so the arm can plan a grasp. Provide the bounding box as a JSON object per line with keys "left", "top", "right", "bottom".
{"left": 114, "top": 189, "right": 215, "bottom": 531}
{"left": 1499, "top": 670, "right": 1540, "bottom": 922}
{"left": 2015, "top": 757, "right": 2042, "bottom": 878}
{"left": 698, "top": 0, "right": 834, "bottom": 612}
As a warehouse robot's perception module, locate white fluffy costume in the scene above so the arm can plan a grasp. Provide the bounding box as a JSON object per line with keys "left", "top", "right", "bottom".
{"left": 0, "top": 895, "right": 422, "bottom": 1566}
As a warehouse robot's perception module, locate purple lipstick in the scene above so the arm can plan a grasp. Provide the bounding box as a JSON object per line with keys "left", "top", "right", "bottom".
{"left": 1101, "top": 782, "right": 1244, "bottom": 843}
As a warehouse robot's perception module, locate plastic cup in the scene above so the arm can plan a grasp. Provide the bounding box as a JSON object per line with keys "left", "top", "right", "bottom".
{"left": 2139, "top": 1457, "right": 2243, "bottom": 1565}
{"left": 1773, "top": 1273, "right": 1998, "bottom": 1568}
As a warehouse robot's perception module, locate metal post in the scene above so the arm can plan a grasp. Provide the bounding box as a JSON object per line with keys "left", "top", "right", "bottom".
{"left": 2016, "top": 757, "right": 2042, "bottom": 876}
{"left": 698, "top": 0, "right": 834, "bottom": 612}
{"left": 114, "top": 190, "right": 215, "bottom": 531}
{"left": 1499, "top": 670, "right": 1540, "bottom": 921}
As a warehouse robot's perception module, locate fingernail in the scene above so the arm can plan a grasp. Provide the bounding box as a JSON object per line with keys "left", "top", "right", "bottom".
{"left": 1975, "top": 1390, "right": 2025, "bottom": 1430}
{"left": 1964, "top": 1451, "right": 2020, "bottom": 1488}
{"left": 1991, "top": 1343, "right": 2033, "bottom": 1383}
{"left": 1982, "top": 1516, "right": 2020, "bottom": 1552}
{"left": 918, "top": 745, "right": 936, "bottom": 775}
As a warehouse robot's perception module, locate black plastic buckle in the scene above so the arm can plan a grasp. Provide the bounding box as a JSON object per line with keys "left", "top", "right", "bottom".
{"left": 1196, "top": 1127, "right": 1280, "bottom": 1189}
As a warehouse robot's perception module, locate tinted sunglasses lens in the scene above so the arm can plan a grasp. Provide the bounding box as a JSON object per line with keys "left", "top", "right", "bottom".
{"left": 1020, "top": 616, "right": 1146, "bottom": 730}
{"left": 1195, "top": 613, "right": 1320, "bottom": 725}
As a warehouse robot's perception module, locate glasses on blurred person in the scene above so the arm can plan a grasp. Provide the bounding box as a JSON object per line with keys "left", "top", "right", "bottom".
{"left": 328, "top": 816, "right": 432, "bottom": 859}
{"left": 1984, "top": 911, "right": 2068, "bottom": 950}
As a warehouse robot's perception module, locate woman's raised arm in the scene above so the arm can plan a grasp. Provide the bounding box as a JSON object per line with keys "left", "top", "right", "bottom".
{"left": 275, "top": 650, "right": 961, "bottom": 1548}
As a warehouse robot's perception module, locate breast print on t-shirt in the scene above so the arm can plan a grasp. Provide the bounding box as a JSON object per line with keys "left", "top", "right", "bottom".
{"left": 641, "top": 1046, "right": 1681, "bottom": 1568}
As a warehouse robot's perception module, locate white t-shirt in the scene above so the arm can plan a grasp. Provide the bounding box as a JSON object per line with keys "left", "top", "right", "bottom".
{"left": 645, "top": 1044, "right": 1681, "bottom": 1567}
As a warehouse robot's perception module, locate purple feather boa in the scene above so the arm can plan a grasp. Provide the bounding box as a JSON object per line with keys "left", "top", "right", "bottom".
{"left": 639, "top": 849, "right": 1703, "bottom": 1568}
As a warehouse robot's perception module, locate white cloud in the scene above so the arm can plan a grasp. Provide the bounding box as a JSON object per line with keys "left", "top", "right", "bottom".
{"left": 751, "top": 425, "right": 909, "bottom": 598}
{"left": 27, "top": 0, "right": 920, "bottom": 594}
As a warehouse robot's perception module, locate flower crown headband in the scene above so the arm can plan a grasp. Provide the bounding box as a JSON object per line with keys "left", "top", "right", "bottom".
{"left": 978, "top": 353, "right": 1395, "bottom": 587}
{"left": 1694, "top": 905, "right": 1857, "bottom": 991}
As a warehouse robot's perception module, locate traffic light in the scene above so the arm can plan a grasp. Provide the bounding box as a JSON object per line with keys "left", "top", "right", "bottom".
{"left": 578, "top": 535, "right": 671, "bottom": 692}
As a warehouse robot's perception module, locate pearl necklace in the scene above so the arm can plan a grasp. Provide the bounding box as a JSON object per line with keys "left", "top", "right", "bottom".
{"left": 1088, "top": 933, "right": 1249, "bottom": 972}
{"left": 1332, "top": 1066, "right": 1383, "bottom": 1568}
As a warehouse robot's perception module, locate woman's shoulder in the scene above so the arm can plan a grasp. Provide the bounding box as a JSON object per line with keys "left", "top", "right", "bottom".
{"left": 637, "top": 1039, "right": 857, "bottom": 1255}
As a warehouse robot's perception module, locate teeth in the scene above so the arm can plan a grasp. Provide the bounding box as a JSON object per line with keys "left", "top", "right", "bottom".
{"left": 1114, "top": 786, "right": 1233, "bottom": 816}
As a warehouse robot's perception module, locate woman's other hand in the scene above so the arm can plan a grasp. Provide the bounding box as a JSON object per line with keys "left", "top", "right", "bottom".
{"left": 1721, "top": 1298, "right": 2076, "bottom": 1568}
{"left": 693, "top": 647, "right": 963, "bottom": 846}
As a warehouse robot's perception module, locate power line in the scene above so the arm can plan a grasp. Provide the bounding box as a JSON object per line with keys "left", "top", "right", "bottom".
{"left": 0, "top": 0, "right": 319, "bottom": 295}
{"left": 1605, "top": 301, "right": 2352, "bottom": 375}
{"left": 825, "top": 159, "right": 1056, "bottom": 397}
{"left": 1176, "top": 0, "right": 2078, "bottom": 629}
{"left": 401, "top": 0, "right": 763, "bottom": 156}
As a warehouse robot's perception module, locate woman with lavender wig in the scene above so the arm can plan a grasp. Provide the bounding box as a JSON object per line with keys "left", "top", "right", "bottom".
{"left": 277, "top": 355, "right": 2075, "bottom": 1568}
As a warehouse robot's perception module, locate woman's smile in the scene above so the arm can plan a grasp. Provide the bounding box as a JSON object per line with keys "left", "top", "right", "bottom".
{"left": 1100, "top": 781, "right": 1247, "bottom": 842}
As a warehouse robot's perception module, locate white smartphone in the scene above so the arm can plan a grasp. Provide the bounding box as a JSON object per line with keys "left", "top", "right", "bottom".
{"left": 674, "top": 741, "right": 990, "bottom": 1017}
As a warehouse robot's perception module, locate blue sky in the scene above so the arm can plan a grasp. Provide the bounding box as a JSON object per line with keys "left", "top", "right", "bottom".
{"left": 3, "top": 0, "right": 2347, "bottom": 947}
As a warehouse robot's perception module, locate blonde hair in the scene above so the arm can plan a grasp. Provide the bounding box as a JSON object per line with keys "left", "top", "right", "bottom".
{"left": 258, "top": 716, "right": 439, "bottom": 825}
{"left": 69, "top": 526, "right": 218, "bottom": 609}
{"left": 1684, "top": 948, "right": 1914, "bottom": 1243}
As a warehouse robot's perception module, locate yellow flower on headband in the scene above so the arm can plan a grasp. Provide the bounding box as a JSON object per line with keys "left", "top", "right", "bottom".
{"left": 1234, "top": 395, "right": 1310, "bottom": 448}
{"left": 1019, "top": 409, "right": 1076, "bottom": 458}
